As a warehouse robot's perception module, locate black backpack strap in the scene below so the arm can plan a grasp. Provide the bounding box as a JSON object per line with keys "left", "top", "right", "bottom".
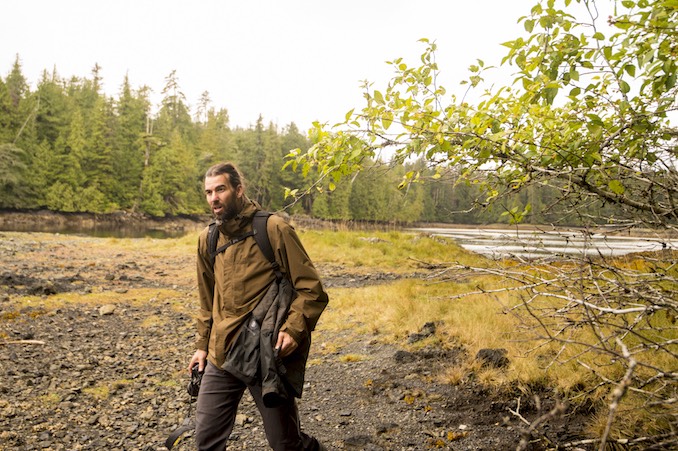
{"left": 252, "top": 211, "right": 283, "bottom": 280}
{"left": 208, "top": 222, "right": 254, "bottom": 267}
{"left": 207, "top": 221, "right": 219, "bottom": 267}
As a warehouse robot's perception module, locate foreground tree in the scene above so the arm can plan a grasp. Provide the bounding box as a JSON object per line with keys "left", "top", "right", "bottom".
{"left": 288, "top": 0, "right": 677, "bottom": 448}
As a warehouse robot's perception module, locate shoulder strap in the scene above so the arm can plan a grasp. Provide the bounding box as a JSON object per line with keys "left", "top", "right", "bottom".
{"left": 207, "top": 222, "right": 219, "bottom": 267}
{"left": 207, "top": 222, "right": 254, "bottom": 267}
{"left": 253, "top": 211, "right": 284, "bottom": 280}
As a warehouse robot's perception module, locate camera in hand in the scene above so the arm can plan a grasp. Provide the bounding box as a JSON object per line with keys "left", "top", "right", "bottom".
{"left": 187, "top": 365, "right": 204, "bottom": 397}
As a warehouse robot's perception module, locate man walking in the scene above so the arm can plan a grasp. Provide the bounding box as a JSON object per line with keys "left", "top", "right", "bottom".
{"left": 188, "top": 162, "right": 328, "bottom": 450}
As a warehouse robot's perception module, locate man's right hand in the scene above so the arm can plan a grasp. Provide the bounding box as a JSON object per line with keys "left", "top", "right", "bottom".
{"left": 188, "top": 349, "right": 207, "bottom": 374}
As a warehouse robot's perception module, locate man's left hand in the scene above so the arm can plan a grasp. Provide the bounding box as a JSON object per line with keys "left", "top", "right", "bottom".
{"left": 275, "top": 331, "right": 298, "bottom": 358}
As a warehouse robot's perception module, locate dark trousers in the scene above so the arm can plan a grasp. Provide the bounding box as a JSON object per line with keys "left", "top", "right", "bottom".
{"left": 195, "top": 362, "right": 323, "bottom": 451}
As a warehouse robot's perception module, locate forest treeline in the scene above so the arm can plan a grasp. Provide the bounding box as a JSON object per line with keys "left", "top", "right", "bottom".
{"left": 0, "top": 57, "right": 615, "bottom": 224}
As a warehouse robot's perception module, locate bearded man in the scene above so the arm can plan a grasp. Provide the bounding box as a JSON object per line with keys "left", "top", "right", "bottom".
{"left": 188, "top": 162, "right": 328, "bottom": 450}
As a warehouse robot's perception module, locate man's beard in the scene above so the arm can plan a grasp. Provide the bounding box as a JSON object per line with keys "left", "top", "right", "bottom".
{"left": 213, "top": 198, "right": 241, "bottom": 223}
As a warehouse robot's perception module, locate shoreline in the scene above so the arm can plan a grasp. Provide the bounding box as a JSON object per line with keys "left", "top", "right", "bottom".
{"left": 1, "top": 209, "right": 674, "bottom": 238}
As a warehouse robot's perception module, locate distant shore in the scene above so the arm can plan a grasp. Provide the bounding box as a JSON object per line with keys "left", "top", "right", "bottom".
{"left": 1, "top": 208, "right": 674, "bottom": 238}
{"left": 0, "top": 209, "right": 207, "bottom": 237}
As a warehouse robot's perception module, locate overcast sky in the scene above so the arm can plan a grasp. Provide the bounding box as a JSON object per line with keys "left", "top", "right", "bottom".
{"left": 3, "top": 0, "right": 539, "bottom": 130}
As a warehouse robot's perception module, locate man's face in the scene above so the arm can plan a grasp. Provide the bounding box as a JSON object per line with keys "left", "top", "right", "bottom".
{"left": 204, "top": 174, "right": 243, "bottom": 221}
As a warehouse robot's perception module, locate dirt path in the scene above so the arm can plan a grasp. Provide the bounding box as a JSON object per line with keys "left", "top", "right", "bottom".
{"left": 0, "top": 232, "right": 588, "bottom": 450}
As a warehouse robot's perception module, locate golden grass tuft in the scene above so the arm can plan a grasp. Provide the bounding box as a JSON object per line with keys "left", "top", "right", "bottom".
{"left": 83, "top": 385, "right": 110, "bottom": 400}
{"left": 339, "top": 354, "right": 367, "bottom": 363}
{"left": 38, "top": 392, "right": 61, "bottom": 406}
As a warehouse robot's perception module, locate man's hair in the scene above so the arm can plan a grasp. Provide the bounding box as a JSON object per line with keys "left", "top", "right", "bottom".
{"left": 205, "top": 162, "right": 245, "bottom": 190}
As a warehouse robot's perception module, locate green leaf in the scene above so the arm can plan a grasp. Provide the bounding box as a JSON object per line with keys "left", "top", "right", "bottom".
{"left": 524, "top": 19, "right": 535, "bottom": 33}
{"left": 620, "top": 80, "right": 631, "bottom": 93}
{"left": 569, "top": 86, "right": 581, "bottom": 97}
{"left": 382, "top": 113, "right": 393, "bottom": 130}
{"left": 587, "top": 114, "right": 604, "bottom": 125}
{"left": 374, "top": 90, "right": 384, "bottom": 105}
{"left": 603, "top": 46, "right": 612, "bottom": 60}
{"left": 543, "top": 87, "right": 558, "bottom": 105}
{"left": 608, "top": 180, "right": 625, "bottom": 195}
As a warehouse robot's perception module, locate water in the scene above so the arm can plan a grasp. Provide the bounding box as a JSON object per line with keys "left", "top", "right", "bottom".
{"left": 410, "top": 227, "right": 677, "bottom": 259}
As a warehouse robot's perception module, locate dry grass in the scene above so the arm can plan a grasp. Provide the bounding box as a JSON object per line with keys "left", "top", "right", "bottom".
{"left": 299, "top": 229, "right": 488, "bottom": 273}
{"left": 338, "top": 354, "right": 367, "bottom": 363}
{"left": 320, "top": 279, "right": 552, "bottom": 388}
{"left": 11, "top": 288, "right": 185, "bottom": 311}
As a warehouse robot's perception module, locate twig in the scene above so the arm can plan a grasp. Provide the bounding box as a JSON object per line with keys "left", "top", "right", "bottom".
{"left": 510, "top": 396, "right": 566, "bottom": 451}
{"left": 599, "top": 339, "right": 637, "bottom": 451}
{"left": 0, "top": 340, "right": 46, "bottom": 345}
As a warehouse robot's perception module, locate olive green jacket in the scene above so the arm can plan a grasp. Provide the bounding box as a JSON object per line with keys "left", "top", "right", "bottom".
{"left": 194, "top": 200, "right": 328, "bottom": 395}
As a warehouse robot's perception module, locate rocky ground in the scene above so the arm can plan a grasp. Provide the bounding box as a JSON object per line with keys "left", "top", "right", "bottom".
{"left": 0, "top": 231, "right": 593, "bottom": 451}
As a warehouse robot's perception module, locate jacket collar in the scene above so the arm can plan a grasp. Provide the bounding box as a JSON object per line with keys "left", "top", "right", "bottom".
{"left": 217, "top": 197, "right": 261, "bottom": 236}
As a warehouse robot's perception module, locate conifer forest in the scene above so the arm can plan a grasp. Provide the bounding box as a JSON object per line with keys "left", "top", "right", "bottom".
{"left": 0, "top": 58, "right": 621, "bottom": 225}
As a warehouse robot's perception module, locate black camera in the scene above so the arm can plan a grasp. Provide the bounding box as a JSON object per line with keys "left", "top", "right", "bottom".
{"left": 187, "top": 365, "right": 204, "bottom": 397}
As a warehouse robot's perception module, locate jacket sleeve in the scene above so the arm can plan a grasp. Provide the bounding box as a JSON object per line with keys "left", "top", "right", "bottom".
{"left": 195, "top": 228, "right": 214, "bottom": 351}
{"left": 270, "top": 217, "right": 328, "bottom": 346}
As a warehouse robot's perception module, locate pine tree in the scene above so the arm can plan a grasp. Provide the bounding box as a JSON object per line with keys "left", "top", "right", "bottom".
{"left": 155, "top": 70, "right": 192, "bottom": 141}
{"left": 111, "top": 76, "right": 148, "bottom": 210}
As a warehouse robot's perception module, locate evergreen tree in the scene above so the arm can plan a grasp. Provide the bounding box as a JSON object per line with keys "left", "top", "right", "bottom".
{"left": 33, "top": 69, "right": 69, "bottom": 148}
{"left": 325, "top": 180, "right": 351, "bottom": 220}
{"left": 0, "top": 77, "right": 12, "bottom": 143}
{"left": 111, "top": 76, "right": 149, "bottom": 210}
{"left": 233, "top": 116, "right": 282, "bottom": 209}
{"left": 195, "top": 90, "right": 211, "bottom": 124}
{"left": 140, "top": 130, "right": 201, "bottom": 216}
{"left": 2, "top": 55, "right": 30, "bottom": 144}
{"left": 195, "top": 107, "right": 236, "bottom": 177}
{"left": 155, "top": 70, "right": 192, "bottom": 141}
{"left": 349, "top": 167, "right": 389, "bottom": 221}
{"left": 80, "top": 95, "right": 115, "bottom": 211}
{"left": 0, "top": 143, "right": 28, "bottom": 208}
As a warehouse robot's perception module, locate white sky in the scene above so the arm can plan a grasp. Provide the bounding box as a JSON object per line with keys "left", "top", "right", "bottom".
{"left": 3, "top": 0, "right": 538, "bottom": 130}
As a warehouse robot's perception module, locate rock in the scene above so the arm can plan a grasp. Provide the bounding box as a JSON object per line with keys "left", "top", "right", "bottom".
{"left": 99, "top": 304, "right": 116, "bottom": 316}
{"left": 235, "top": 413, "right": 248, "bottom": 426}
{"left": 344, "top": 435, "right": 373, "bottom": 447}
{"left": 407, "top": 321, "right": 437, "bottom": 343}
{"left": 393, "top": 350, "right": 416, "bottom": 363}
{"left": 475, "top": 348, "right": 509, "bottom": 369}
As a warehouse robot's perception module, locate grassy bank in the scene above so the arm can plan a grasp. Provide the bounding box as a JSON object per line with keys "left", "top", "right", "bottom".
{"left": 302, "top": 229, "right": 676, "bottom": 444}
